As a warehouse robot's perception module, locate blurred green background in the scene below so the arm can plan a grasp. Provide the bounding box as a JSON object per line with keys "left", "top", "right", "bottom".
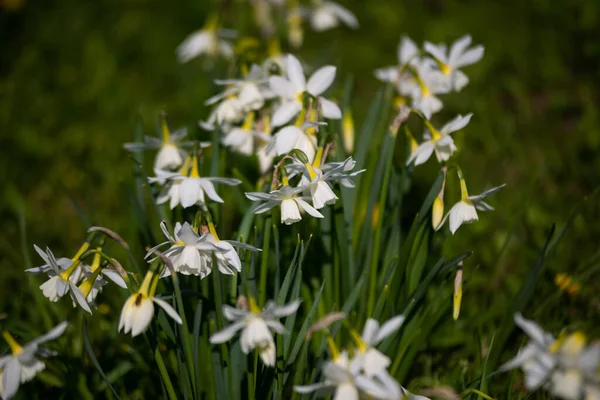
{"left": 1, "top": 0, "right": 600, "bottom": 397}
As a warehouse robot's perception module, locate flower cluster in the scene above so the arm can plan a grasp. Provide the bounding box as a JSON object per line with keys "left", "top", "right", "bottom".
{"left": 295, "top": 315, "right": 428, "bottom": 400}
{"left": 375, "top": 35, "right": 484, "bottom": 118}
{"left": 501, "top": 314, "right": 600, "bottom": 400}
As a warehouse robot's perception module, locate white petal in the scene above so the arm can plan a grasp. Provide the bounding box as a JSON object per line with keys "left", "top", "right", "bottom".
{"left": 131, "top": 297, "right": 155, "bottom": 337}
{"left": 455, "top": 45, "right": 484, "bottom": 68}
{"left": 440, "top": 113, "right": 473, "bottom": 135}
{"left": 152, "top": 297, "right": 183, "bottom": 324}
{"left": 448, "top": 35, "right": 472, "bottom": 66}
{"left": 198, "top": 179, "right": 224, "bottom": 203}
{"left": 307, "top": 66, "right": 336, "bottom": 96}
{"left": 319, "top": 97, "right": 342, "bottom": 119}
{"left": 373, "top": 315, "right": 405, "bottom": 344}
{"left": 286, "top": 54, "right": 306, "bottom": 92}
{"left": 2, "top": 358, "right": 22, "bottom": 400}
{"left": 31, "top": 321, "right": 68, "bottom": 346}
{"left": 398, "top": 35, "right": 419, "bottom": 64}
{"left": 271, "top": 299, "right": 301, "bottom": 317}
{"left": 101, "top": 269, "right": 127, "bottom": 288}
{"left": 294, "top": 198, "right": 324, "bottom": 219}
{"left": 210, "top": 320, "right": 247, "bottom": 344}
{"left": 179, "top": 178, "right": 202, "bottom": 208}
{"left": 280, "top": 199, "right": 302, "bottom": 224}
{"left": 271, "top": 101, "right": 302, "bottom": 127}
{"left": 448, "top": 201, "right": 478, "bottom": 234}
{"left": 361, "top": 319, "right": 380, "bottom": 345}
{"left": 269, "top": 76, "right": 297, "bottom": 99}
{"left": 407, "top": 142, "right": 435, "bottom": 166}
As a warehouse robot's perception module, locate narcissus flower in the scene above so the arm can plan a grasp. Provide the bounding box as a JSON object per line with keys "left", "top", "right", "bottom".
{"left": 294, "top": 351, "right": 400, "bottom": 400}
{"left": 176, "top": 17, "right": 235, "bottom": 63}
{"left": 309, "top": 1, "right": 359, "bottom": 32}
{"left": 350, "top": 315, "right": 405, "bottom": 378}
{"left": 501, "top": 313, "right": 600, "bottom": 399}
{"left": 119, "top": 269, "right": 182, "bottom": 337}
{"left": 149, "top": 222, "right": 219, "bottom": 278}
{"left": 123, "top": 117, "right": 191, "bottom": 170}
{"left": 210, "top": 297, "right": 301, "bottom": 366}
{"left": 221, "top": 112, "right": 272, "bottom": 158}
{"left": 265, "top": 123, "right": 319, "bottom": 161}
{"left": 152, "top": 156, "right": 241, "bottom": 208}
{"left": 0, "top": 322, "right": 68, "bottom": 400}
{"left": 269, "top": 54, "right": 340, "bottom": 126}
{"left": 424, "top": 35, "right": 484, "bottom": 91}
{"left": 245, "top": 182, "right": 324, "bottom": 225}
{"left": 437, "top": 176, "right": 505, "bottom": 234}
{"left": 207, "top": 64, "right": 273, "bottom": 113}
{"left": 29, "top": 246, "right": 91, "bottom": 313}
{"left": 406, "top": 114, "right": 472, "bottom": 166}
{"left": 374, "top": 35, "right": 420, "bottom": 87}
{"left": 287, "top": 148, "right": 365, "bottom": 209}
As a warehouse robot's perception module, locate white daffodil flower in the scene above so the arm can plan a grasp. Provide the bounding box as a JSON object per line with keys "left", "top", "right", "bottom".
{"left": 210, "top": 297, "right": 301, "bottom": 366}
{"left": 409, "top": 62, "right": 450, "bottom": 119}
{"left": 77, "top": 250, "right": 128, "bottom": 304}
{"left": 176, "top": 18, "right": 235, "bottom": 63}
{"left": 287, "top": 149, "right": 365, "bottom": 209}
{"left": 501, "top": 313, "right": 600, "bottom": 399}
{"left": 30, "top": 246, "right": 91, "bottom": 313}
{"left": 123, "top": 118, "right": 192, "bottom": 170}
{"left": 148, "top": 221, "right": 220, "bottom": 278}
{"left": 375, "top": 371, "right": 432, "bottom": 400}
{"left": 207, "top": 64, "right": 274, "bottom": 112}
{"left": 0, "top": 322, "right": 68, "bottom": 400}
{"left": 437, "top": 182, "right": 505, "bottom": 234}
{"left": 294, "top": 351, "right": 399, "bottom": 400}
{"left": 151, "top": 156, "right": 241, "bottom": 208}
{"left": 374, "top": 35, "right": 420, "bottom": 92}
{"left": 406, "top": 114, "right": 472, "bottom": 166}
{"left": 548, "top": 332, "right": 600, "bottom": 400}
{"left": 269, "top": 54, "right": 340, "bottom": 126}
{"left": 221, "top": 112, "right": 272, "bottom": 157}
{"left": 309, "top": 1, "right": 359, "bottom": 32}
{"left": 500, "top": 313, "right": 558, "bottom": 390}
{"left": 424, "top": 34, "right": 484, "bottom": 91}
{"left": 351, "top": 315, "right": 405, "bottom": 378}
{"left": 265, "top": 123, "right": 319, "bottom": 161}
{"left": 202, "top": 222, "right": 261, "bottom": 276}
{"left": 245, "top": 183, "right": 324, "bottom": 225}
{"left": 119, "top": 269, "right": 182, "bottom": 337}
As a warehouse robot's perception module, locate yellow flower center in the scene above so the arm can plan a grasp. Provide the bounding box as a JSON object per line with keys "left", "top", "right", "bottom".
{"left": 161, "top": 118, "right": 171, "bottom": 144}
{"left": 242, "top": 112, "right": 255, "bottom": 131}
{"left": 248, "top": 296, "right": 261, "bottom": 314}
{"left": 59, "top": 259, "right": 82, "bottom": 282}
{"left": 208, "top": 222, "right": 220, "bottom": 241}
{"left": 78, "top": 266, "right": 103, "bottom": 299}
{"left": 189, "top": 156, "right": 201, "bottom": 178}
{"left": 349, "top": 329, "right": 368, "bottom": 353}
{"left": 2, "top": 331, "right": 23, "bottom": 356}
{"left": 439, "top": 63, "right": 452, "bottom": 76}
{"left": 326, "top": 336, "right": 340, "bottom": 361}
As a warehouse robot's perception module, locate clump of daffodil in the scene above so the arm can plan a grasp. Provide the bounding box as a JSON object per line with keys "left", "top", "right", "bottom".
{"left": 375, "top": 34, "right": 485, "bottom": 118}
{"left": 424, "top": 35, "right": 484, "bottom": 91}
{"left": 123, "top": 113, "right": 192, "bottom": 170}
{"left": 119, "top": 267, "right": 182, "bottom": 338}
{"left": 209, "top": 296, "right": 301, "bottom": 366}
{"left": 294, "top": 321, "right": 420, "bottom": 400}
{"left": 436, "top": 168, "right": 505, "bottom": 234}
{"left": 0, "top": 321, "right": 68, "bottom": 400}
{"left": 501, "top": 314, "right": 600, "bottom": 400}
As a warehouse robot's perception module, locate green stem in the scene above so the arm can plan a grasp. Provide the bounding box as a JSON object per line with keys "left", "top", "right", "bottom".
{"left": 172, "top": 272, "right": 197, "bottom": 398}
{"left": 258, "top": 217, "right": 272, "bottom": 305}
{"left": 155, "top": 347, "right": 178, "bottom": 400}
{"left": 366, "top": 123, "right": 400, "bottom": 316}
